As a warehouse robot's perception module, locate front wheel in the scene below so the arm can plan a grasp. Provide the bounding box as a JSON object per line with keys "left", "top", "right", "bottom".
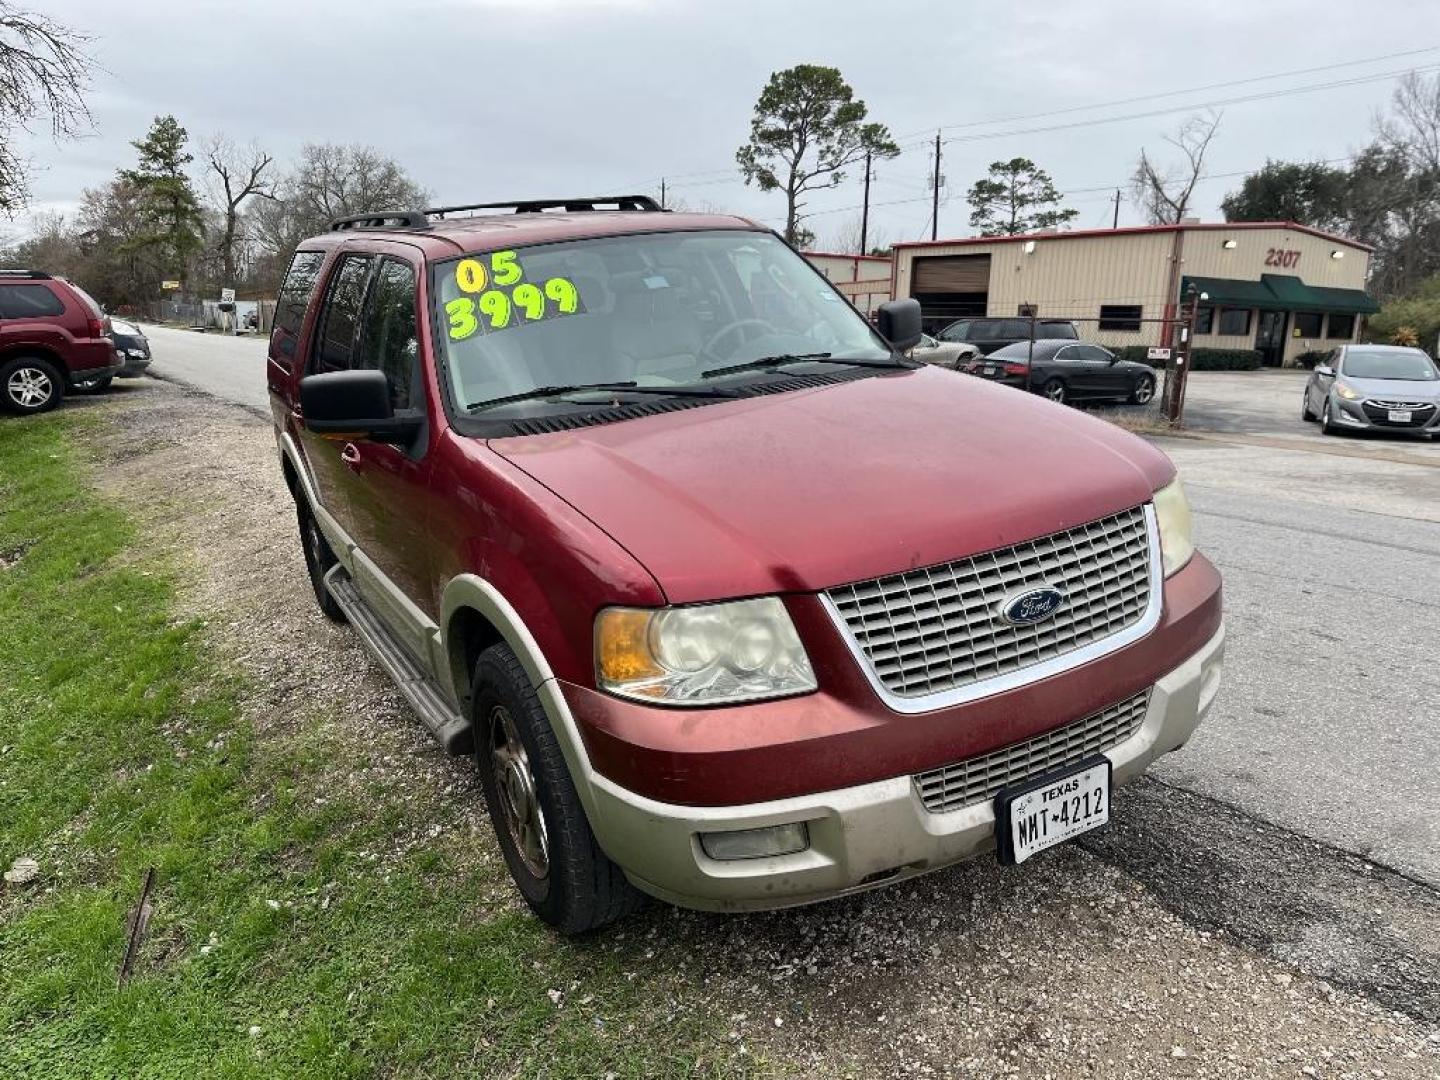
{"left": 1301, "top": 390, "right": 1317, "bottom": 422}
{"left": 473, "top": 643, "right": 642, "bottom": 934}
{"left": 1320, "top": 398, "right": 1339, "bottom": 436}
{"left": 1, "top": 356, "right": 64, "bottom": 415}
{"left": 1042, "top": 378, "right": 1067, "bottom": 404}
{"left": 1129, "top": 376, "right": 1155, "bottom": 405}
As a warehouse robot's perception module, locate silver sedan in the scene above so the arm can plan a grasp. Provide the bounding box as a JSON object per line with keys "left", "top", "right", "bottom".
{"left": 1303, "top": 344, "right": 1440, "bottom": 438}
{"left": 909, "top": 332, "right": 980, "bottom": 371}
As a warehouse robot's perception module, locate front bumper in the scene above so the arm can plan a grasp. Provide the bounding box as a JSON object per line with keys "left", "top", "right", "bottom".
{"left": 584, "top": 622, "right": 1225, "bottom": 912}
{"left": 1331, "top": 395, "right": 1440, "bottom": 434}
{"left": 117, "top": 350, "right": 152, "bottom": 376}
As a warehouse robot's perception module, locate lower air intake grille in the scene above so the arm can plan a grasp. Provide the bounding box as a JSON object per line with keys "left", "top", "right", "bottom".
{"left": 913, "top": 689, "right": 1150, "bottom": 814}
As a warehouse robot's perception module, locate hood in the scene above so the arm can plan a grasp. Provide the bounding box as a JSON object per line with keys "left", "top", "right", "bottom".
{"left": 491, "top": 367, "right": 1175, "bottom": 603}
{"left": 1341, "top": 375, "right": 1440, "bottom": 401}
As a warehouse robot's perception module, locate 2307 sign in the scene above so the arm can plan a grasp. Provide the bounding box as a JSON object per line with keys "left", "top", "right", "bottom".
{"left": 1264, "top": 248, "right": 1301, "bottom": 268}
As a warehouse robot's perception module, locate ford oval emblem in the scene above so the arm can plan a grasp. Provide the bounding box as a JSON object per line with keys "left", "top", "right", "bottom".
{"left": 999, "top": 586, "right": 1067, "bottom": 626}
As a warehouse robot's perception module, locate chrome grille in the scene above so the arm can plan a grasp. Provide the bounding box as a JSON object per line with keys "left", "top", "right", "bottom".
{"left": 1368, "top": 399, "right": 1434, "bottom": 410}
{"left": 914, "top": 690, "right": 1149, "bottom": 814}
{"left": 826, "top": 506, "right": 1153, "bottom": 700}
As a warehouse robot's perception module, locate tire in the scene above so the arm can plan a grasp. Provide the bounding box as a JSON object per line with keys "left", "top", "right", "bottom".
{"left": 70, "top": 374, "right": 114, "bottom": 393}
{"left": 1042, "top": 378, "right": 1067, "bottom": 405}
{"left": 296, "top": 501, "right": 346, "bottom": 622}
{"left": 1, "top": 356, "right": 64, "bottom": 416}
{"left": 1301, "top": 391, "right": 1317, "bottom": 422}
{"left": 472, "top": 642, "right": 642, "bottom": 934}
{"left": 1319, "top": 398, "right": 1339, "bottom": 436}
{"left": 1129, "top": 376, "right": 1155, "bottom": 406}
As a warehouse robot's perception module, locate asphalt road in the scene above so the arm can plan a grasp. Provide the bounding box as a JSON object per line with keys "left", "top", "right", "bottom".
{"left": 142, "top": 328, "right": 1440, "bottom": 887}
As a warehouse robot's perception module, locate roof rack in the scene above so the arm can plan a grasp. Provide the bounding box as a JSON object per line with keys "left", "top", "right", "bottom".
{"left": 425, "top": 195, "right": 663, "bottom": 219}
{"left": 328, "top": 210, "right": 430, "bottom": 232}
{"left": 0, "top": 269, "right": 53, "bottom": 279}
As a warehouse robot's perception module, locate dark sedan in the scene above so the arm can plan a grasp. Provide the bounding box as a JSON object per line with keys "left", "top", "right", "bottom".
{"left": 71, "top": 316, "right": 151, "bottom": 392}
{"left": 960, "top": 339, "right": 1157, "bottom": 406}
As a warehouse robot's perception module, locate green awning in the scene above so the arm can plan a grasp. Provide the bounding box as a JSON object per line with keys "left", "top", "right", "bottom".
{"left": 1182, "top": 274, "right": 1378, "bottom": 315}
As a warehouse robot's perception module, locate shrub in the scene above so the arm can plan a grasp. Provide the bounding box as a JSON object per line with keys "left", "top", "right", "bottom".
{"left": 1390, "top": 325, "right": 1420, "bottom": 347}
{"left": 1294, "top": 349, "right": 1330, "bottom": 369}
{"left": 1367, "top": 276, "right": 1440, "bottom": 353}
{"left": 1114, "top": 346, "right": 1262, "bottom": 370}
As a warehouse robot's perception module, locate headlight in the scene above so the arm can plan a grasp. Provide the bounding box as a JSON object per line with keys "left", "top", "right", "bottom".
{"left": 1152, "top": 478, "right": 1194, "bottom": 577}
{"left": 596, "top": 598, "right": 817, "bottom": 705}
{"left": 127, "top": 348, "right": 147, "bottom": 358}
{"left": 1334, "top": 381, "right": 1362, "bottom": 401}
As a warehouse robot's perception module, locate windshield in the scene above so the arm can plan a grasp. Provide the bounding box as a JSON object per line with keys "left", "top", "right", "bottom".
{"left": 432, "top": 229, "right": 892, "bottom": 413}
{"left": 1341, "top": 347, "right": 1438, "bottom": 381}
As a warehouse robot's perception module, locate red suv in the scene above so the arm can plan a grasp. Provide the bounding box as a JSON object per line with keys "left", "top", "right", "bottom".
{"left": 268, "top": 197, "right": 1224, "bottom": 933}
{"left": 0, "top": 270, "right": 120, "bottom": 415}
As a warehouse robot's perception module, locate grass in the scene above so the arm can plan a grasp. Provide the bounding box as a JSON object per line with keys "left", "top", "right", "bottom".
{"left": 0, "top": 412, "right": 749, "bottom": 1078}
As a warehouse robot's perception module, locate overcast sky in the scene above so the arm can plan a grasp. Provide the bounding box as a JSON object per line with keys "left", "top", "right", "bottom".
{"left": 9, "top": 0, "right": 1440, "bottom": 248}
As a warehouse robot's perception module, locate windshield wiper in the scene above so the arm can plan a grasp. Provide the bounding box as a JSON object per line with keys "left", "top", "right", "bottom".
{"left": 700, "top": 352, "right": 910, "bottom": 380}
{"left": 468, "top": 381, "right": 736, "bottom": 412}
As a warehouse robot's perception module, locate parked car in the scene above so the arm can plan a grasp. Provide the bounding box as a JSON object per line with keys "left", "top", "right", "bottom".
{"left": 269, "top": 196, "right": 1223, "bottom": 933}
{"left": 962, "top": 339, "right": 1157, "bottom": 406}
{"left": 937, "top": 316, "right": 1079, "bottom": 356}
{"left": 0, "top": 270, "right": 120, "bottom": 415}
{"left": 909, "top": 331, "right": 980, "bottom": 370}
{"left": 1302, "top": 344, "right": 1439, "bottom": 438}
{"left": 72, "top": 317, "right": 152, "bottom": 391}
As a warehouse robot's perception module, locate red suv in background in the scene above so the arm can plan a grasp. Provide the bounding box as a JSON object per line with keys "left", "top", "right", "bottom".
{"left": 268, "top": 197, "right": 1225, "bottom": 933}
{"left": 0, "top": 270, "right": 120, "bottom": 415}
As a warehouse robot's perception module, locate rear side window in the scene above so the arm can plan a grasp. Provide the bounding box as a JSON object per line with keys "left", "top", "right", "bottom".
{"left": 992, "top": 319, "right": 1029, "bottom": 338}
{"left": 0, "top": 284, "right": 65, "bottom": 318}
{"left": 1041, "top": 321, "right": 1078, "bottom": 339}
{"left": 938, "top": 321, "right": 970, "bottom": 342}
{"left": 310, "top": 255, "right": 372, "bottom": 373}
{"left": 354, "top": 258, "right": 419, "bottom": 410}
{"left": 271, "top": 251, "right": 325, "bottom": 366}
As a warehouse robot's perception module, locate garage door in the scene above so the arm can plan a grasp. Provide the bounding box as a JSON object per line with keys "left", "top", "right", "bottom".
{"left": 913, "top": 254, "right": 992, "bottom": 293}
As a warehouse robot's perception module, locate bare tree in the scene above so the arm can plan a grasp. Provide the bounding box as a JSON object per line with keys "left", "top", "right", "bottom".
{"left": 0, "top": 3, "right": 93, "bottom": 214}
{"left": 1378, "top": 70, "right": 1440, "bottom": 173}
{"left": 830, "top": 212, "right": 888, "bottom": 255}
{"left": 1130, "top": 112, "right": 1222, "bottom": 224}
{"left": 204, "top": 135, "right": 278, "bottom": 285}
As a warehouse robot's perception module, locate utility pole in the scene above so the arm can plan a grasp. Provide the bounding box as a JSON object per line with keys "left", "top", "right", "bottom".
{"left": 1165, "top": 283, "right": 1202, "bottom": 427}
{"left": 860, "top": 149, "right": 872, "bottom": 255}
{"left": 660, "top": 177, "right": 666, "bottom": 210}
{"left": 931, "top": 131, "right": 942, "bottom": 242}
{"left": 1112, "top": 188, "right": 1121, "bottom": 229}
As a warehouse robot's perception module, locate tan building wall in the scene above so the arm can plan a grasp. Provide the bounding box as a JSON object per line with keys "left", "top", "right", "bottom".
{"left": 892, "top": 224, "right": 1374, "bottom": 364}
{"left": 804, "top": 251, "right": 893, "bottom": 319}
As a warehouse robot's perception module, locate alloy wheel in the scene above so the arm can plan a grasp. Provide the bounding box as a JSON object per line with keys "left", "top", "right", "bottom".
{"left": 1044, "top": 381, "right": 1066, "bottom": 403}
{"left": 489, "top": 704, "right": 549, "bottom": 878}
{"left": 6, "top": 366, "right": 54, "bottom": 409}
{"left": 1134, "top": 379, "right": 1155, "bottom": 404}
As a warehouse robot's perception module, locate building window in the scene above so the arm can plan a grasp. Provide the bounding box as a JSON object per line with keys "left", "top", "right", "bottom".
{"left": 1292, "top": 311, "right": 1323, "bottom": 338}
{"left": 1017, "top": 303, "right": 1037, "bottom": 317}
{"left": 1326, "top": 312, "right": 1356, "bottom": 339}
{"left": 1217, "top": 308, "right": 1251, "bottom": 336}
{"left": 1098, "top": 304, "right": 1143, "bottom": 331}
{"left": 1195, "top": 306, "right": 1215, "bottom": 334}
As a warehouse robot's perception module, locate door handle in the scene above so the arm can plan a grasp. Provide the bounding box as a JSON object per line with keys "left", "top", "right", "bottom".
{"left": 340, "top": 442, "right": 362, "bottom": 471}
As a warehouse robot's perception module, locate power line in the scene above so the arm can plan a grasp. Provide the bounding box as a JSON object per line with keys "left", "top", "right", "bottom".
{"left": 891, "top": 44, "right": 1440, "bottom": 140}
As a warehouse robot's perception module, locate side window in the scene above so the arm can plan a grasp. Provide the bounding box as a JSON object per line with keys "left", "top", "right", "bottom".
{"left": 310, "top": 255, "right": 372, "bottom": 373}
{"left": 938, "top": 320, "right": 969, "bottom": 342}
{"left": 0, "top": 284, "right": 66, "bottom": 318}
{"left": 1054, "top": 346, "right": 1081, "bottom": 363}
{"left": 354, "top": 258, "right": 419, "bottom": 410}
{"left": 271, "top": 250, "right": 325, "bottom": 367}
{"left": 1075, "top": 345, "right": 1114, "bottom": 363}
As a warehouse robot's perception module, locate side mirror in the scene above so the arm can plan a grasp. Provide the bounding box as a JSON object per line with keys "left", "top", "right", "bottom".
{"left": 1314, "top": 364, "right": 1334, "bottom": 378}
{"left": 876, "top": 298, "right": 923, "bottom": 352}
{"left": 300, "top": 369, "right": 420, "bottom": 443}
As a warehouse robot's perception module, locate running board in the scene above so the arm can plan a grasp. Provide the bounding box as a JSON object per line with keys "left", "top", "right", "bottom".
{"left": 325, "top": 566, "right": 473, "bottom": 755}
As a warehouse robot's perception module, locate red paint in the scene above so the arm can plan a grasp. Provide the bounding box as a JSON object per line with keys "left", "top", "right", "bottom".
{"left": 0, "top": 275, "right": 119, "bottom": 376}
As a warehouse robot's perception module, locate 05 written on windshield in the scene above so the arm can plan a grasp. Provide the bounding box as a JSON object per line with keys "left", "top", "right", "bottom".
{"left": 444, "top": 250, "right": 583, "bottom": 340}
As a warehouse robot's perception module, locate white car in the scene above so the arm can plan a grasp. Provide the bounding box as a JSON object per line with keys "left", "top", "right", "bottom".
{"left": 910, "top": 332, "right": 980, "bottom": 370}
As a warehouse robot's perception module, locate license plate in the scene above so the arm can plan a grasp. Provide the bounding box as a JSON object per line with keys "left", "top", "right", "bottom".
{"left": 1389, "top": 409, "right": 1412, "bottom": 423}
{"left": 984, "top": 365, "right": 998, "bottom": 376}
{"left": 995, "top": 756, "right": 1111, "bottom": 865}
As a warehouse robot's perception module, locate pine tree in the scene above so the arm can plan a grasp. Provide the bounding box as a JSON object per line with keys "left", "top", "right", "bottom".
{"left": 119, "top": 115, "right": 205, "bottom": 285}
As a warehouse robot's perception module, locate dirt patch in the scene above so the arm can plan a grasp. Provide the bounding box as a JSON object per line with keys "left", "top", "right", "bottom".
{"left": 80, "top": 379, "right": 1440, "bottom": 1078}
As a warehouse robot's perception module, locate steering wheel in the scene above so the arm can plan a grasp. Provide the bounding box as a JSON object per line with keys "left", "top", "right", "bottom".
{"left": 701, "top": 319, "right": 776, "bottom": 360}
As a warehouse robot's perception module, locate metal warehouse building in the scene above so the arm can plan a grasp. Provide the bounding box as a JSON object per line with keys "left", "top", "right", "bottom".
{"left": 803, "top": 251, "right": 893, "bottom": 319}
{"left": 890, "top": 222, "right": 1378, "bottom": 367}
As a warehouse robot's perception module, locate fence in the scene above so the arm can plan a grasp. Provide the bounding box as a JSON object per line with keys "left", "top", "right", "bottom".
{"left": 144, "top": 298, "right": 276, "bottom": 334}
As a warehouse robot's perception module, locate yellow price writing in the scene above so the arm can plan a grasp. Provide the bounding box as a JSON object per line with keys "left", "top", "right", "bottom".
{"left": 491, "top": 250, "right": 522, "bottom": 286}
{"left": 445, "top": 261, "right": 584, "bottom": 341}
{"left": 445, "top": 297, "right": 478, "bottom": 341}
{"left": 455, "top": 258, "right": 489, "bottom": 293}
